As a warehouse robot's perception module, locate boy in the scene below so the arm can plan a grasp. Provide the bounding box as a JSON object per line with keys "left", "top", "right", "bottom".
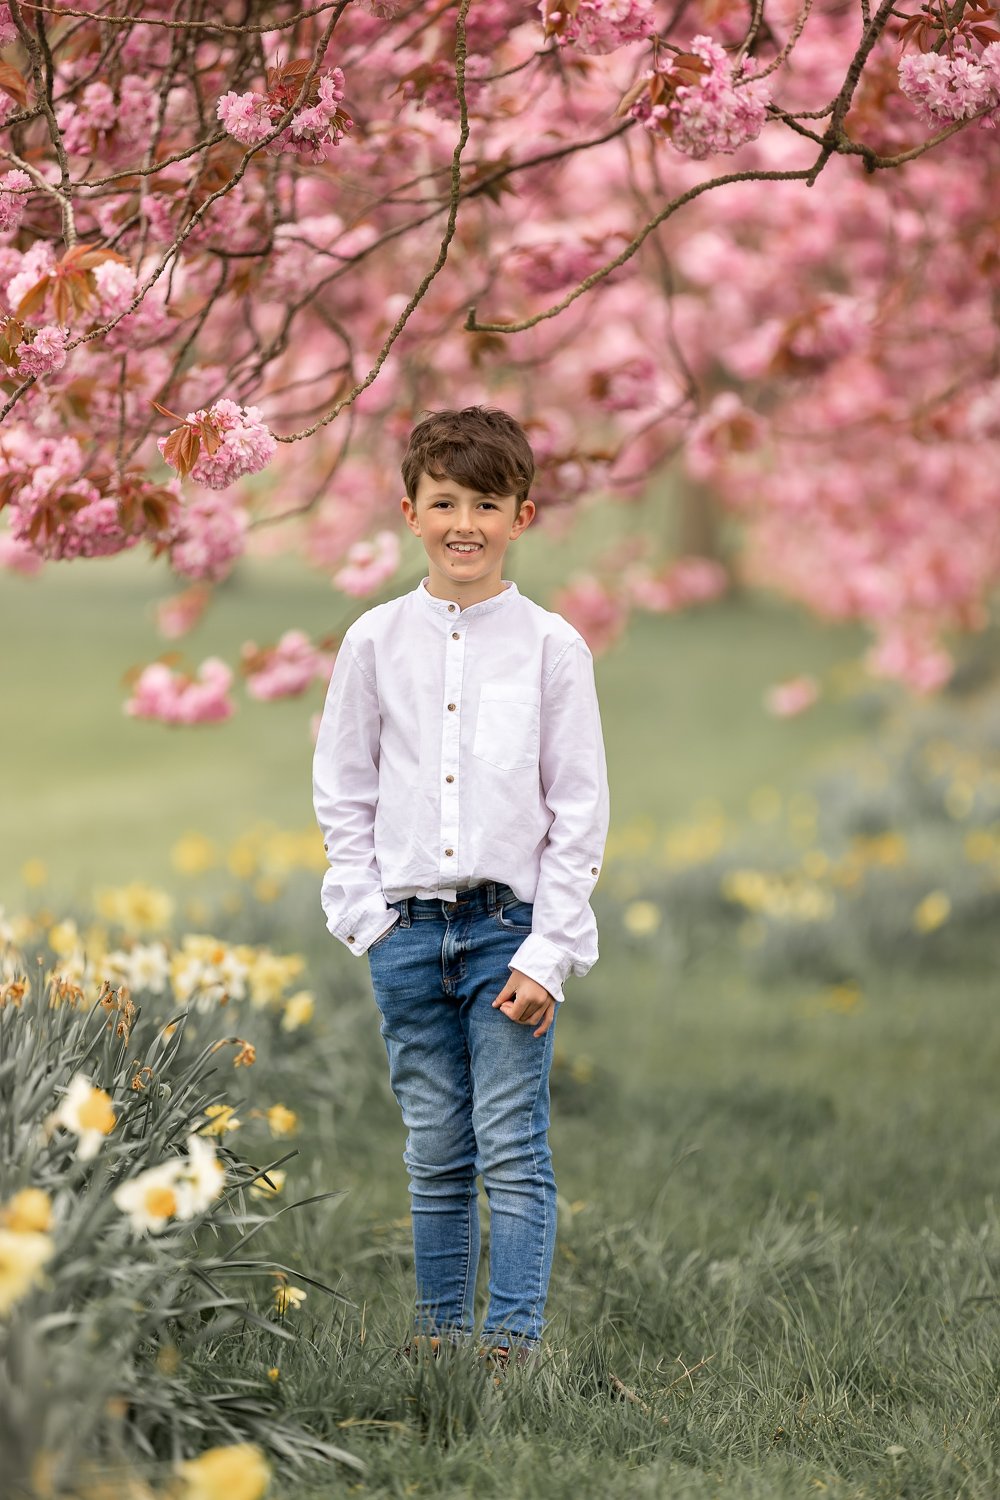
{"left": 312, "top": 406, "right": 610, "bottom": 1367}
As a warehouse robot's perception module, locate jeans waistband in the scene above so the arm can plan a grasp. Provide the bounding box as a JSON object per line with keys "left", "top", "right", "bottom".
{"left": 392, "top": 880, "right": 521, "bottom": 924}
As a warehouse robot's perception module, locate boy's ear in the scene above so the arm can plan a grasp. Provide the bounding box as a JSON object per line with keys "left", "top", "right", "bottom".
{"left": 401, "top": 495, "right": 420, "bottom": 533}
{"left": 509, "top": 498, "right": 536, "bottom": 537}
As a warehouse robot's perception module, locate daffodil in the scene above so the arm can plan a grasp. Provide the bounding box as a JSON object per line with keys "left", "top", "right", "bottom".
{"left": 50, "top": 1073, "right": 117, "bottom": 1160}
{"left": 0, "top": 1229, "right": 54, "bottom": 1314}
{"left": 201, "top": 1105, "right": 240, "bottom": 1136}
{"left": 113, "top": 1161, "right": 185, "bottom": 1234}
{"left": 913, "top": 890, "right": 951, "bottom": 933}
{"left": 175, "top": 1134, "right": 226, "bottom": 1217}
{"left": 280, "top": 991, "right": 314, "bottom": 1031}
{"left": 171, "top": 832, "right": 219, "bottom": 876}
{"left": 1, "top": 1188, "right": 52, "bottom": 1233}
{"left": 265, "top": 1104, "right": 298, "bottom": 1138}
{"left": 250, "top": 1170, "right": 285, "bottom": 1199}
{"left": 177, "top": 1442, "right": 270, "bottom": 1500}
{"left": 274, "top": 1283, "right": 307, "bottom": 1315}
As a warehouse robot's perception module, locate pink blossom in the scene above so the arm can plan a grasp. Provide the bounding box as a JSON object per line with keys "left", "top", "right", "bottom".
{"left": 551, "top": 575, "right": 628, "bottom": 654}
{"left": 155, "top": 582, "right": 213, "bottom": 638}
{"left": 630, "top": 35, "right": 771, "bottom": 158}
{"left": 124, "top": 656, "right": 235, "bottom": 726}
{"left": 686, "top": 394, "right": 766, "bottom": 482}
{"left": 898, "top": 44, "right": 999, "bottom": 125}
{"left": 166, "top": 494, "right": 249, "bottom": 582}
{"left": 0, "top": 5, "right": 18, "bottom": 47}
{"left": 216, "top": 67, "right": 352, "bottom": 162}
{"left": 0, "top": 530, "right": 44, "bottom": 575}
{"left": 627, "top": 556, "right": 729, "bottom": 611}
{"left": 332, "top": 529, "right": 402, "bottom": 596}
{"left": 58, "top": 75, "right": 157, "bottom": 158}
{"left": 158, "top": 399, "right": 277, "bottom": 490}
{"left": 91, "top": 259, "right": 137, "bottom": 317}
{"left": 242, "top": 629, "right": 335, "bottom": 700}
{"left": 543, "top": 0, "right": 653, "bottom": 54}
{"left": 4, "top": 241, "right": 55, "bottom": 319}
{"left": 0, "top": 170, "right": 31, "bottom": 233}
{"left": 764, "top": 675, "right": 819, "bottom": 717}
{"left": 15, "top": 323, "right": 68, "bottom": 375}
{"left": 865, "top": 628, "right": 954, "bottom": 694}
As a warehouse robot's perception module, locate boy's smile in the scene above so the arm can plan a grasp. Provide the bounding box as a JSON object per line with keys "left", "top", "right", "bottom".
{"left": 401, "top": 473, "right": 535, "bottom": 607}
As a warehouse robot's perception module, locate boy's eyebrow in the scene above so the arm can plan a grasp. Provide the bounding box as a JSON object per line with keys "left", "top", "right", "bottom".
{"left": 426, "top": 488, "right": 499, "bottom": 500}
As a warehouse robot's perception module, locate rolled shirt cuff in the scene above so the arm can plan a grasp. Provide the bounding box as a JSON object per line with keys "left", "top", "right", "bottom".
{"left": 507, "top": 932, "right": 572, "bottom": 1004}
{"left": 326, "top": 899, "right": 399, "bottom": 956}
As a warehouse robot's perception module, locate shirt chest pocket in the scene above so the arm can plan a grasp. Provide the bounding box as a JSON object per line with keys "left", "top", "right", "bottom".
{"left": 472, "top": 684, "right": 541, "bottom": 772}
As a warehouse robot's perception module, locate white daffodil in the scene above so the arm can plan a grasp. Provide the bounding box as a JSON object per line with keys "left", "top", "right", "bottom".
{"left": 217, "top": 949, "right": 249, "bottom": 1000}
{"left": 113, "top": 1160, "right": 185, "bottom": 1234}
{"left": 127, "top": 941, "right": 171, "bottom": 994}
{"left": 175, "top": 1134, "right": 226, "bottom": 1218}
{"left": 0, "top": 1228, "right": 55, "bottom": 1314}
{"left": 50, "top": 1073, "right": 117, "bottom": 1160}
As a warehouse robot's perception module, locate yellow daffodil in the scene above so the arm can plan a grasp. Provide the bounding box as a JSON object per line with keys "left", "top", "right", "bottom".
{"left": 274, "top": 1284, "right": 306, "bottom": 1315}
{"left": 265, "top": 1105, "right": 298, "bottom": 1138}
{"left": 280, "top": 991, "right": 314, "bottom": 1031}
{"left": 622, "top": 901, "right": 661, "bottom": 936}
{"left": 48, "top": 919, "right": 81, "bottom": 958}
{"left": 1, "top": 1189, "right": 52, "bottom": 1233}
{"left": 113, "top": 1163, "right": 184, "bottom": 1235}
{"left": 21, "top": 858, "right": 47, "bottom": 888}
{"left": 171, "top": 832, "right": 219, "bottom": 876}
{"left": 50, "top": 1074, "right": 117, "bottom": 1160}
{"left": 0, "top": 1229, "right": 54, "bottom": 1314}
{"left": 250, "top": 1170, "right": 285, "bottom": 1199}
{"left": 177, "top": 1443, "right": 270, "bottom": 1500}
{"left": 201, "top": 1105, "right": 240, "bottom": 1137}
{"left": 913, "top": 890, "right": 951, "bottom": 933}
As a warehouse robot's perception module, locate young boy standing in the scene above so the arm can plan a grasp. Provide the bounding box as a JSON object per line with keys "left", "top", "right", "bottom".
{"left": 312, "top": 406, "right": 610, "bottom": 1366}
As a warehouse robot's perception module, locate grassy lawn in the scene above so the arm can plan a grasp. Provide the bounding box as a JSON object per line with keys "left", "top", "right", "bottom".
{"left": 6, "top": 516, "right": 997, "bottom": 1497}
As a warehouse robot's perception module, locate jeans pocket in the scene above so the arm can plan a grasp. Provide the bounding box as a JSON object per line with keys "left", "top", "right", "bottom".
{"left": 492, "top": 899, "right": 533, "bottom": 933}
{"left": 367, "top": 914, "right": 401, "bottom": 954}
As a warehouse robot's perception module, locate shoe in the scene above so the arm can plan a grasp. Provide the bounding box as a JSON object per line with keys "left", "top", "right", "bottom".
{"left": 477, "top": 1342, "right": 540, "bottom": 1383}
{"left": 399, "top": 1334, "right": 443, "bottom": 1363}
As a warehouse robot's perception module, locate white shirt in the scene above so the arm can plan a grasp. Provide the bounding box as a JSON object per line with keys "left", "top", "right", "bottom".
{"left": 311, "top": 576, "right": 610, "bottom": 1003}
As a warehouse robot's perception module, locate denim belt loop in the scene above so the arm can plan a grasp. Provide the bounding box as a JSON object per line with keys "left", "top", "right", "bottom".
{"left": 398, "top": 895, "right": 412, "bottom": 926}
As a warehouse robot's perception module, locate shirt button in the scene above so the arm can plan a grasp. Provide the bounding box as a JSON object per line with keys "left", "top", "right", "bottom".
{"left": 347, "top": 935, "right": 356, "bottom": 943}
{"left": 452, "top": 632, "right": 460, "bottom": 640}
{"left": 445, "top": 774, "right": 455, "bottom": 783}
{"left": 591, "top": 867, "right": 599, "bottom": 875}
{"left": 447, "top": 702, "right": 456, "bottom": 711}
{"left": 448, "top": 604, "right": 456, "bottom": 612}
{"left": 444, "top": 848, "right": 454, "bottom": 856}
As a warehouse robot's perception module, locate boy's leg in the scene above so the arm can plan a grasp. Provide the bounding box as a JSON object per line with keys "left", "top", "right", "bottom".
{"left": 458, "top": 895, "right": 558, "bottom": 1350}
{"left": 367, "top": 908, "right": 480, "bottom": 1342}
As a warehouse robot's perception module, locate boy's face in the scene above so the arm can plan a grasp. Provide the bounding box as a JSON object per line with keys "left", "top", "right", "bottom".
{"left": 401, "top": 471, "right": 535, "bottom": 602}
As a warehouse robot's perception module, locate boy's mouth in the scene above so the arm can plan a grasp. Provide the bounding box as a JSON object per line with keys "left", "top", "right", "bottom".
{"left": 446, "top": 543, "right": 482, "bottom": 554}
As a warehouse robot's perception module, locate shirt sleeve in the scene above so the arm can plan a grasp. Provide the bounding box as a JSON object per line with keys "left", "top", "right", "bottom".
{"left": 506, "top": 636, "right": 610, "bottom": 1003}
{"left": 311, "top": 632, "right": 399, "bottom": 957}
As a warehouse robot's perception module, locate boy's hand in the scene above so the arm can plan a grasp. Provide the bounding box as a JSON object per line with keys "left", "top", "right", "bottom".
{"left": 492, "top": 969, "right": 556, "bottom": 1038}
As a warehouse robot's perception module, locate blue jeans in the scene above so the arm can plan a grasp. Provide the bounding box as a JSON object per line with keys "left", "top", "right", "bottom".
{"left": 366, "top": 879, "right": 557, "bottom": 1348}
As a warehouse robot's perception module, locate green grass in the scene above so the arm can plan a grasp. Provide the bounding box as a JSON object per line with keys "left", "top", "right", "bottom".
{"left": 159, "top": 892, "right": 1000, "bottom": 1500}
{"left": 6, "top": 522, "right": 998, "bottom": 1496}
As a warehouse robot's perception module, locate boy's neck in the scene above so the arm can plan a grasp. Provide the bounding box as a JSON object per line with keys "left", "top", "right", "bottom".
{"left": 423, "top": 576, "right": 511, "bottom": 610}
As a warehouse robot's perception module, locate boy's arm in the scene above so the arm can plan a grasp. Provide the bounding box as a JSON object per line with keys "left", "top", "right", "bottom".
{"left": 507, "top": 636, "right": 610, "bottom": 1003}
{"left": 311, "top": 633, "right": 399, "bottom": 956}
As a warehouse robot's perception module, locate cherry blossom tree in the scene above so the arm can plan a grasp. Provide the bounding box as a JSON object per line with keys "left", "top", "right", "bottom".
{"left": 0, "top": 0, "right": 997, "bottom": 723}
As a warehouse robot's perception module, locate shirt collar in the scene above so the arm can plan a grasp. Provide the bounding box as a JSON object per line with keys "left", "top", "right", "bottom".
{"left": 415, "top": 577, "right": 519, "bottom": 619}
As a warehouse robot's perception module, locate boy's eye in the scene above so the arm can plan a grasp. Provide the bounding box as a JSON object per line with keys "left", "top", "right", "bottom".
{"left": 433, "top": 500, "right": 497, "bottom": 509}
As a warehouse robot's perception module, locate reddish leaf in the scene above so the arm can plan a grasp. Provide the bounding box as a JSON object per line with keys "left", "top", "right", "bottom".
{"left": 14, "top": 277, "right": 51, "bottom": 322}
{"left": 0, "top": 62, "right": 29, "bottom": 109}
{"left": 162, "top": 424, "right": 202, "bottom": 477}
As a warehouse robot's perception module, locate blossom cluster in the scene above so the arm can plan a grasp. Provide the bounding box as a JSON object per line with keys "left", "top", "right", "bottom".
{"left": 124, "top": 657, "right": 235, "bottom": 726}
{"left": 157, "top": 400, "right": 277, "bottom": 491}
{"left": 217, "top": 67, "right": 352, "bottom": 163}
{"left": 241, "top": 629, "right": 335, "bottom": 700}
{"left": 0, "top": 169, "right": 31, "bottom": 234}
{"left": 332, "top": 529, "right": 401, "bottom": 596}
{"left": 165, "top": 494, "right": 249, "bottom": 582}
{"left": 541, "top": 0, "right": 654, "bottom": 54}
{"left": 626, "top": 35, "right": 772, "bottom": 158}
{"left": 897, "top": 41, "right": 1000, "bottom": 125}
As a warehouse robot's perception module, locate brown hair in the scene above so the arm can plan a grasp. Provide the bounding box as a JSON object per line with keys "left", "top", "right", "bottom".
{"left": 401, "top": 406, "right": 535, "bottom": 513}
